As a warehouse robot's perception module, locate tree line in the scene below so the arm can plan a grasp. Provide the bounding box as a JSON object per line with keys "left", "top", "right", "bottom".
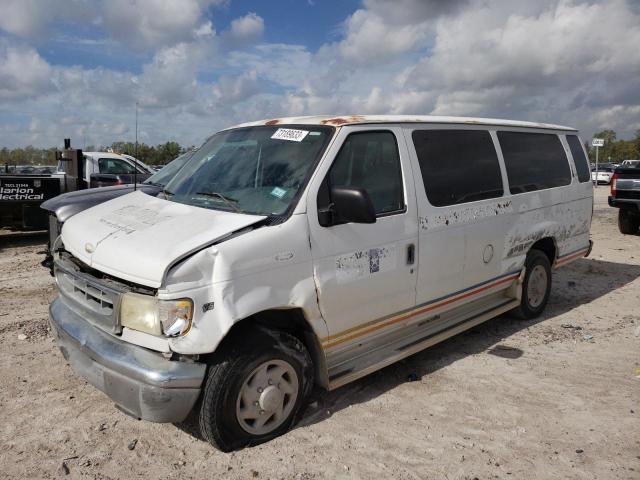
{"left": 0, "top": 141, "right": 193, "bottom": 167}
{"left": 586, "top": 129, "right": 640, "bottom": 164}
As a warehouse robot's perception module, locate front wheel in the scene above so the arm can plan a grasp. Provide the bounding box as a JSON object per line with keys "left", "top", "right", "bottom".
{"left": 512, "top": 249, "right": 552, "bottom": 319}
{"left": 198, "top": 328, "right": 314, "bottom": 452}
{"left": 618, "top": 209, "right": 640, "bottom": 235}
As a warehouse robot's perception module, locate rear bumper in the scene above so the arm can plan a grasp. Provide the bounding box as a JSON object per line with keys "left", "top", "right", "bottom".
{"left": 608, "top": 196, "right": 640, "bottom": 211}
{"left": 49, "top": 296, "right": 206, "bottom": 423}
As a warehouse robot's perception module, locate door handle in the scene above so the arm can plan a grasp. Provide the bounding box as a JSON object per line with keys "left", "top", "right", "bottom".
{"left": 406, "top": 243, "right": 415, "bottom": 265}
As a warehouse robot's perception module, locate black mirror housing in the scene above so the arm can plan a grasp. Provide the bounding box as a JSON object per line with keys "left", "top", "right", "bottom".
{"left": 320, "top": 185, "right": 376, "bottom": 226}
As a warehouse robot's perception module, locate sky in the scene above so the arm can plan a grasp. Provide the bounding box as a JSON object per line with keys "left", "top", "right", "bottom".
{"left": 0, "top": 0, "right": 639, "bottom": 149}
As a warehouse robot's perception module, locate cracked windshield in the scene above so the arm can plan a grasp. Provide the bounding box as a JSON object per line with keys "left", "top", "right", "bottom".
{"left": 163, "top": 125, "right": 333, "bottom": 216}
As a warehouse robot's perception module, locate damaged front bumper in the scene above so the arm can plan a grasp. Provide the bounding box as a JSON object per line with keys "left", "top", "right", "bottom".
{"left": 49, "top": 296, "right": 206, "bottom": 423}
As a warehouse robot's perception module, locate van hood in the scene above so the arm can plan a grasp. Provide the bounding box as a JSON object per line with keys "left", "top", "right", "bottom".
{"left": 61, "top": 190, "right": 265, "bottom": 288}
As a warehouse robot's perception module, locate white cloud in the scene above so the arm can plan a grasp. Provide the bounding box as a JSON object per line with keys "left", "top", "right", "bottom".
{"left": 0, "top": 0, "right": 47, "bottom": 37}
{"left": 0, "top": 0, "right": 95, "bottom": 38}
{"left": 362, "top": 0, "right": 469, "bottom": 25}
{"left": 0, "top": 0, "right": 639, "bottom": 149}
{"left": 0, "top": 41, "right": 54, "bottom": 100}
{"left": 227, "top": 12, "right": 264, "bottom": 44}
{"left": 399, "top": 0, "right": 640, "bottom": 135}
{"left": 101, "top": 0, "right": 223, "bottom": 50}
{"left": 338, "top": 8, "right": 429, "bottom": 64}
{"left": 212, "top": 70, "right": 261, "bottom": 106}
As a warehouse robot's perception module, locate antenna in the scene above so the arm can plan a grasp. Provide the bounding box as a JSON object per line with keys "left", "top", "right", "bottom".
{"left": 134, "top": 101, "right": 138, "bottom": 191}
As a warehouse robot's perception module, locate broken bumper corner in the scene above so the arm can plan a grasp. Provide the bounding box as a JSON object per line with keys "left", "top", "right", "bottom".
{"left": 49, "top": 296, "right": 206, "bottom": 423}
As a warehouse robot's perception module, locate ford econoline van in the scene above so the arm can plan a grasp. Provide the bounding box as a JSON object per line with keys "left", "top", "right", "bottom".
{"left": 49, "top": 116, "right": 593, "bottom": 451}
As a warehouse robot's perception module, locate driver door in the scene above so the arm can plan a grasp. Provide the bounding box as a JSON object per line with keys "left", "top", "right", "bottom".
{"left": 306, "top": 126, "right": 419, "bottom": 353}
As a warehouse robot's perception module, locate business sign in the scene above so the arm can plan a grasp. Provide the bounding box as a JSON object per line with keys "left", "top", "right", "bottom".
{"left": 592, "top": 138, "right": 605, "bottom": 147}
{"left": 0, "top": 177, "right": 61, "bottom": 203}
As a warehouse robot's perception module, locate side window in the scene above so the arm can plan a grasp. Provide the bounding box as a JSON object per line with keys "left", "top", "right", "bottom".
{"left": 411, "top": 129, "right": 503, "bottom": 207}
{"left": 498, "top": 132, "right": 571, "bottom": 193}
{"left": 98, "top": 158, "right": 135, "bottom": 174}
{"left": 327, "top": 131, "right": 404, "bottom": 215}
{"left": 566, "top": 135, "right": 590, "bottom": 183}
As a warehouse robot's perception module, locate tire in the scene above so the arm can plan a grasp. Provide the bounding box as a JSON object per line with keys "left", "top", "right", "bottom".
{"left": 618, "top": 209, "right": 640, "bottom": 235}
{"left": 198, "top": 328, "right": 314, "bottom": 452}
{"left": 512, "top": 249, "right": 552, "bottom": 319}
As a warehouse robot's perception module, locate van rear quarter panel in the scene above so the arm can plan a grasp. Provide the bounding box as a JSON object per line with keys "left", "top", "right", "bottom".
{"left": 501, "top": 186, "right": 592, "bottom": 272}
{"left": 501, "top": 131, "right": 592, "bottom": 270}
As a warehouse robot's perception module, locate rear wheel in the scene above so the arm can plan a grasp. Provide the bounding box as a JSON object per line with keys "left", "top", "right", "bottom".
{"left": 618, "top": 209, "right": 640, "bottom": 235}
{"left": 198, "top": 328, "right": 313, "bottom": 452}
{"left": 512, "top": 249, "right": 552, "bottom": 319}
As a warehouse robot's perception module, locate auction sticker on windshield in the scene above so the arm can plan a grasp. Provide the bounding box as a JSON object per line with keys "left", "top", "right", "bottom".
{"left": 271, "top": 128, "right": 309, "bottom": 142}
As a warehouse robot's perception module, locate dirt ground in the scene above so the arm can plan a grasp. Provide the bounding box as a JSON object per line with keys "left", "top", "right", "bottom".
{"left": 1, "top": 187, "right": 638, "bottom": 480}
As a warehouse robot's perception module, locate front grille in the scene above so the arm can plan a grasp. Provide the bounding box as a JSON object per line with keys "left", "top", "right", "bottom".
{"left": 55, "top": 255, "right": 128, "bottom": 334}
{"left": 616, "top": 190, "right": 640, "bottom": 200}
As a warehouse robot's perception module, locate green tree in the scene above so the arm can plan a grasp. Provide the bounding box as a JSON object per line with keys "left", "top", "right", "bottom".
{"left": 156, "top": 141, "right": 181, "bottom": 165}
{"left": 593, "top": 129, "right": 616, "bottom": 143}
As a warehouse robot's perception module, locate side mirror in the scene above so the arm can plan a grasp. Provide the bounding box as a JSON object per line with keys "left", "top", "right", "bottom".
{"left": 319, "top": 186, "right": 376, "bottom": 226}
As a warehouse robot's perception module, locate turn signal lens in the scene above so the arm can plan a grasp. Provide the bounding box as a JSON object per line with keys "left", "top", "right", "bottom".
{"left": 159, "top": 299, "right": 193, "bottom": 337}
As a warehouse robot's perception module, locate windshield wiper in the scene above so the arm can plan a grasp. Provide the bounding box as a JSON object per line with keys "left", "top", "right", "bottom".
{"left": 195, "top": 191, "right": 242, "bottom": 213}
{"left": 162, "top": 189, "right": 174, "bottom": 197}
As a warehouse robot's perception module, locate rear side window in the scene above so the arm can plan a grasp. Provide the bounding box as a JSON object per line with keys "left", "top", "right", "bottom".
{"left": 328, "top": 131, "right": 404, "bottom": 215}
{"left": 566, "top": 135, "right": 590, "bottom": 182}
{"left": 498, "top": 132, "right": 571, "bottom": 193}
{"left": 411, "top": 129, "right": 503, "bottom": 207}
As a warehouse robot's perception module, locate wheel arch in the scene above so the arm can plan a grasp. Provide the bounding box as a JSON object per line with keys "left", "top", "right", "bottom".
{"left": 205, "top": 308, "right": 329, "bottom": 389}
{"left": 529, "top": 236, "right": 557, "bottom": 266}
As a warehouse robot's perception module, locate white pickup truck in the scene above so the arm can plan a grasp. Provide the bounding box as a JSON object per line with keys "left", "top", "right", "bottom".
{"left": 62, "top": 152, "right": 154, "bottom": 188}
{"left": 49, "top": 115, "right": 593, "bottom": 451}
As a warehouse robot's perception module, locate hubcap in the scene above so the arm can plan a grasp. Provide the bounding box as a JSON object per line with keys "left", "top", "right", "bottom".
{"left": 527, "top": 264, "right": 548, "bottom": 308}
{"left": 236, "top": 359, "right": 299, "bottom": 435}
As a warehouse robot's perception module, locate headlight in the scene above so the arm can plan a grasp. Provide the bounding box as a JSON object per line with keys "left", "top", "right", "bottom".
{"left": 120, "top": 293, "right": 193, "bottom": 337}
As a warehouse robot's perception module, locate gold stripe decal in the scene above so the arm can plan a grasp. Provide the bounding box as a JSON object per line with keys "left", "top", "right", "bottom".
{"left": 321, "top": 272, "right": 519, "bottom": 350}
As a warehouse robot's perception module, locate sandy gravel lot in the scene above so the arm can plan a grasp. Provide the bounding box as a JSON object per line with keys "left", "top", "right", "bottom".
{"left": 1, "top": 187, "right": 638, "bottom": 479}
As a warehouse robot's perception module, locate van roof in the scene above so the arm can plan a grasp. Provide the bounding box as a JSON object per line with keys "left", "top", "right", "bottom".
{"left": 231, "top": 115, "right": 577, "bottom": 132}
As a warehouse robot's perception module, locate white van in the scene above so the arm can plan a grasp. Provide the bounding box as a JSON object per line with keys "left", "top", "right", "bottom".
{"left": 49, "top": 115, "right": 593, "bottom": 451}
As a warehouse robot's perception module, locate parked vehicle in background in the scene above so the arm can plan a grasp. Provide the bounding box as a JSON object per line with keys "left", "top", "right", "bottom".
{"left": 40, "top": 151, "right": 192, "bottom": 272}
{"left": 48, "top": 115, "right": 593, "bottom": 451}
{"left": 77, "top": 152, "right": 154, "bottom": 187}
{"left": 609, "top": 163, "right": 640, "bottom": 234}
{"left": 621, "top": 159, "right": 640, "bottom": 168}
{"left": 591, "top": 164, "right": 615, "bottom": 184}
{"left": 1, "top": 146, "right": 152, "bottom": 230}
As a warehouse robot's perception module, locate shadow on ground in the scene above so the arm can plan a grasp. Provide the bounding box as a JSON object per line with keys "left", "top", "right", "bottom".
{"left": 0, "top": 231, "right": 47, "bottom": 250}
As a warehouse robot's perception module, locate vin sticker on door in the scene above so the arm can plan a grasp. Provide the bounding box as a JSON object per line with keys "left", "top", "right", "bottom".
{"left": 271, "top": 128, "right": 309, "bottom": 142}
{"left": 335, "top": 245, "right": 397, "bottom": 284}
